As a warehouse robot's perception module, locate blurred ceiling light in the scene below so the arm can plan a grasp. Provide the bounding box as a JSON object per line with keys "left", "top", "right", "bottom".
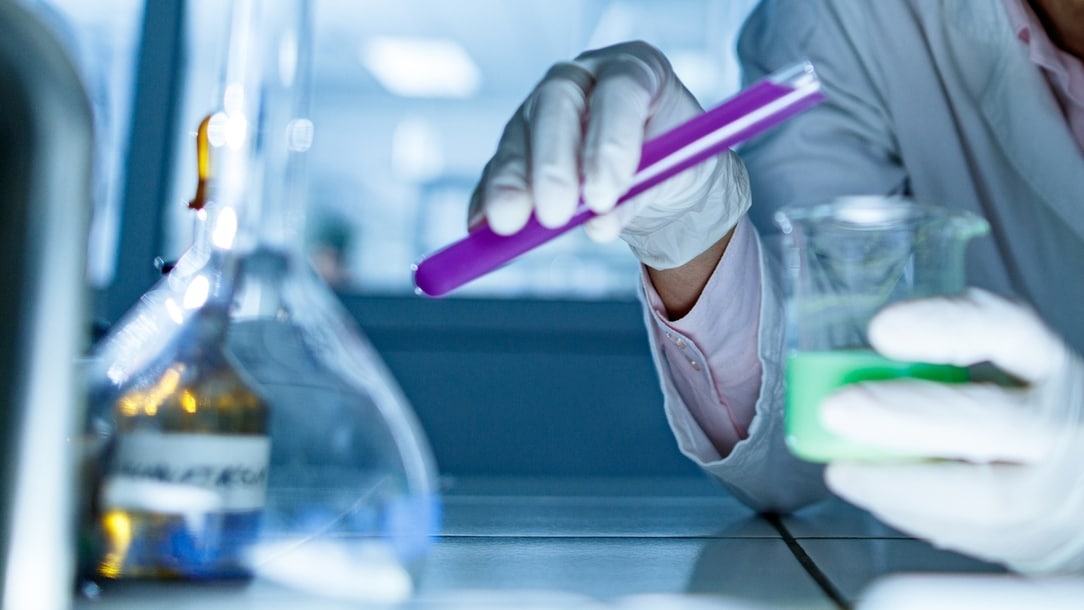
{"left": 392, "top": 118, "right": 444, "bottom": 181}
{"left": 359, "top": 36, "right": 481, "bottom": 98}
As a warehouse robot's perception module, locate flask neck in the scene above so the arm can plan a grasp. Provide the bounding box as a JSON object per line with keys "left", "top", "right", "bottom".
{"left": 206, "top": 0, "right": 313, "bottom": 258}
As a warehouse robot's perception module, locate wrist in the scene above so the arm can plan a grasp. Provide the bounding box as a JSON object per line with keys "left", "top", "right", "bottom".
{"left": 646, "top": 228, "right": 733, "bottom": 320}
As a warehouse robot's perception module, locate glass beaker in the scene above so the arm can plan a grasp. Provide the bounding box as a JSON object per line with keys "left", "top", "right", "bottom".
{"left": 774, "top": 196, "right": 989, "bottom": 462}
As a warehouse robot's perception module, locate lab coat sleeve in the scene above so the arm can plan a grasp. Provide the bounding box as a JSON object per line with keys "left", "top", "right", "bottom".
{"left": 737, "top": 0, "right": 910, "bottom": 233}
{"left": 642, "top": 0, "right": 913, "bottom": 513}
{"left": 640, "top": 217, "right": 828, "bottom": 514}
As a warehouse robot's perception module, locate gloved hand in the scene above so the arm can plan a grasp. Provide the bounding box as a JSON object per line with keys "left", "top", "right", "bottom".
{"left": 467, "top": 41, "right": 750, "bottom": 270}
{"left": 820, "top": 288, "right": 1084, "bottom": 573}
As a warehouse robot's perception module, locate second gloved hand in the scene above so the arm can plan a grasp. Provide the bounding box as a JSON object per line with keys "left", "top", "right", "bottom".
{"left": 820, "top": 288, "right": 1084, "bottom": 573}
{"left": 468, "top": 41, "right": 750, "bottom": 270}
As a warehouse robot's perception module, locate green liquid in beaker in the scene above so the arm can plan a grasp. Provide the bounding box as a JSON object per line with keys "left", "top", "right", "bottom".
{"left": 784, "top": 349, "right": 969, "bottom": 463}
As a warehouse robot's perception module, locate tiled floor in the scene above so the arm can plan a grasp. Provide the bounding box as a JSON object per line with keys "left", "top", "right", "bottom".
{"left": 74, "top": 475, "right": 1009, "bottom": 609}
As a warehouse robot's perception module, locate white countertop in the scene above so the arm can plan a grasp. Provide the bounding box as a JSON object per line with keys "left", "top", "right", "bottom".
{"left": 75, "top": 475, "right": 1007, "bottom": 609}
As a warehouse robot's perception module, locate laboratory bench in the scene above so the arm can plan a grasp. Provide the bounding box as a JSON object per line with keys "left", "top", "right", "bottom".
{"left": 73, "top": 474, "right": 1006, "bottom": 609}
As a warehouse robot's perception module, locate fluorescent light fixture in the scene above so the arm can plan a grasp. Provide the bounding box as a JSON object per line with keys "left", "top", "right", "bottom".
{"left": 359, "top": 36, "right": 481, "bottom": 98}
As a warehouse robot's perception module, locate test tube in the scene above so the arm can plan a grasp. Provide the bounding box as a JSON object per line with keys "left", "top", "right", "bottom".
{"left": 413, "top": 60, "right": 825, "bottom": 298}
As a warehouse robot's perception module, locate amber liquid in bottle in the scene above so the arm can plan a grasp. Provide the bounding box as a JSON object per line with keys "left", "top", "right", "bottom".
{"left": 95, "top": 307, "right": 269, "bottom": 581}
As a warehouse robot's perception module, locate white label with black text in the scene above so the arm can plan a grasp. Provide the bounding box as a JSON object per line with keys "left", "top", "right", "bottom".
{"left": 104, "top": 432, "right": 271, "bottom": 513}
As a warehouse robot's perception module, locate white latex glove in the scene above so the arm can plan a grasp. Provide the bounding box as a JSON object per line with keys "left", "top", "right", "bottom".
{"left": 820, "top": 288, "right": 1084, "bottom": 573}
{"left": 467, "top": 41, "right": 750, "bottom": 270}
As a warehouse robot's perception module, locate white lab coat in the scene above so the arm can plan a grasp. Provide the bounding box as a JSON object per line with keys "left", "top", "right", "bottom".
{"left": 674, "top": 0, "right": 1084, "bottom": 512}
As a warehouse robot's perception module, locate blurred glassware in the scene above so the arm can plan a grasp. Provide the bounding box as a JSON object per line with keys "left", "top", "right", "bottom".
{"left": 775, "top": 196, "right": 989, "bottom": 463}
{"left": 0, "top": 2, "right": 93, "bottom": 609}
{"left": 80, "top": 0, "right": 439, "bottom": 602}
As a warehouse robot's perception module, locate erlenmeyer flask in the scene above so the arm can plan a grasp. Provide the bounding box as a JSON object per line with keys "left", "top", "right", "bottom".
{"left": 81, "top": 0, "right": 440, "bottom": 601}
{"left": 774, "top": 196, "right": 989, "bottom": 462}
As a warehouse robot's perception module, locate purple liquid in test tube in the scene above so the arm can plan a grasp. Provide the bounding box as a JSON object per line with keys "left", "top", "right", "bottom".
{"left": 413, "top": 60, "right": 825, "bottom": 298}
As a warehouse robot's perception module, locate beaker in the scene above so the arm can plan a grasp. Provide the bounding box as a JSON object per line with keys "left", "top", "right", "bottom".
{"left": 774, "top": 196, "right": 989, "bottom": 462}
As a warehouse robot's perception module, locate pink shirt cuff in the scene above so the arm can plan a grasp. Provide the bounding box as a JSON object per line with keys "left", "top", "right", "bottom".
{"left": 640, "top": 217, "right": 763, "bottom": 457}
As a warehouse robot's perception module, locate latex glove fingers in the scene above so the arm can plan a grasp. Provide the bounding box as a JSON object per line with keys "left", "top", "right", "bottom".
{"left": 574, "top": 45, "right": 664, "bottom": 214}
{"left": 524, "top": 62, "right": 597, "bottom": 228}
{"left": 821, "top": 379, "right": 1048, "bottom": 464}
{"left": 582, "top": 197, "right": 636, "bottom": 243}
{"left": 868, "top": 287, "right": 1084, "bottom": 432}
{"left": 470, "top": 41, "right": 691, "bottom": 235}
{"left": 467, "top": 61, "right": 595, "bottom": 234}
{"left": 467, "top": 113, "right": 533, "bottom": 234}
{"left": 869, "top": 288, "right": 1067, "bottom": 383}
{"left": 826, "top": 461, "right": 1071, "bottom": 571}
{"left": 830, "top": 289, "right": 1084, "bottom": 573}
{"left": 577, "top": 43, "right": 753, "bottom": 264}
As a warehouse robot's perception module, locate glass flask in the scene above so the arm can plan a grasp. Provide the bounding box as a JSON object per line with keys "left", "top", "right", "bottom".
{"left": 774, "top": 196, "right": 989, "bottom": 463}
{"left": 80, "top": 0, "right": 440, "bottom": 602}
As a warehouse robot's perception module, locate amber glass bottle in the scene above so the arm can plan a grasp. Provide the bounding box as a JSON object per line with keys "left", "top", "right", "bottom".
{"left": 94, "top": 300, "right": 269, "bottom": 580}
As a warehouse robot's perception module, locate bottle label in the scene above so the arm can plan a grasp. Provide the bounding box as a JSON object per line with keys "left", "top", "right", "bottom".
{"left": 103, "top": 432, "right": 271, "bottom": 513}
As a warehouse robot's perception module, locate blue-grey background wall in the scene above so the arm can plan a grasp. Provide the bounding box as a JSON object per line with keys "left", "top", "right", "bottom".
{"left": 349, "top": 296, "right": 701, "bottom": 477}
